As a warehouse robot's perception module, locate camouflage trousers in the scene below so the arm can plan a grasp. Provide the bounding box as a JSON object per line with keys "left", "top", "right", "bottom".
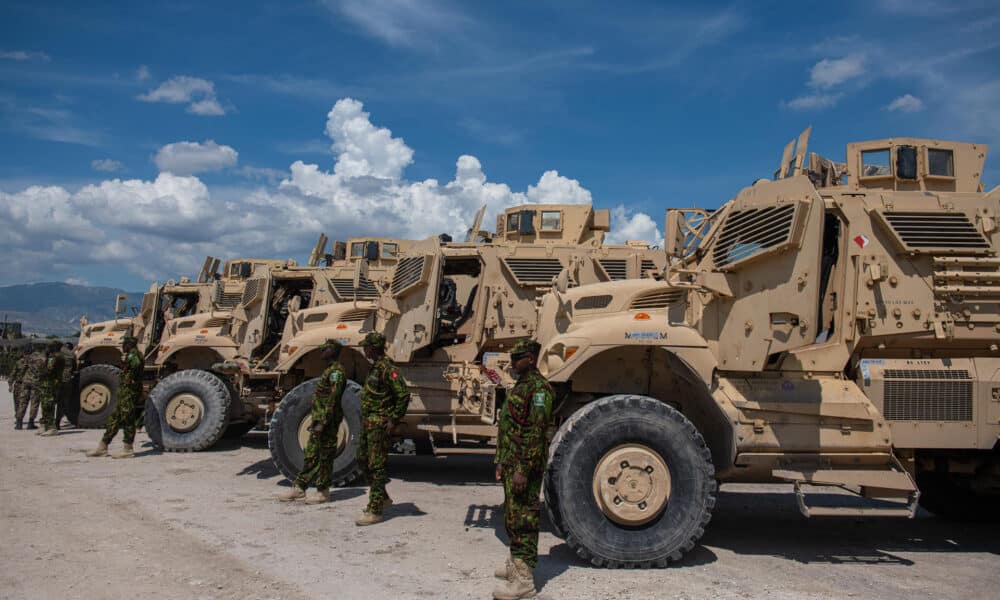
{"left": 102, "top": 385, "right": 141, "bottom": 445}
{"left": 39, "top": 382, "right": 61, "bottom": 428}
{"left": 18, "top": 385, "right": 41, "bottom": 423}
{"left": 293, "top": 425, "right": 340, "bottom": 490}
{"left": 503, "top": 469, "right": 543, "bottom": 568}
{"left": 359, "top": 415, "right": 391, "bottom": 514}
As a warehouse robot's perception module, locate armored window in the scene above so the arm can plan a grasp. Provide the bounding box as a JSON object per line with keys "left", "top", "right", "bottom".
{"left": 861, "top": 149, "right": 891, "bottom": 177}
{"left": 518, "top": 210, "right": 536, "bottom": 234}
{"left": 507, "top": 212, "right": 520, "bottom": 233}
{"left": 896, "top": 146, "right": 918, "bottom": 180}
{"left": 382, "top": 242, "right": 399, "bottom": 258}
{"left": 928, "top": 149, "right": 954, "bottom": 177}
{"left": 350, "top": 242, "right": 365, "bottom": 257}
{"left": 540, "top": 210, "right": 562, "bottom": 231}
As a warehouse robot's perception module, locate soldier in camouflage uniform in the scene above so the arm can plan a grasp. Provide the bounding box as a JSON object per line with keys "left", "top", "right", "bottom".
{"left": 10, "top": 349, "right": 28, "bottom": 429}
{"left": 356, "top": 332, "right": 410, "bottom": 526}
{"left": 56, "top": 342, "right": 76, "bottom": 430}
{"left": 38, "top": 340, "right": 66, "bottom": 436}
{"left": 86, "top": 335, "right": 144, "bottom": 459}
{"left": 492, "top": 339, "right": 553, "bottom": 600}
{"left": 21, "top": 345, "right": 46, "bottom": 430}
{"left": 279, "top": 340, "right": 347, "bottom": 505}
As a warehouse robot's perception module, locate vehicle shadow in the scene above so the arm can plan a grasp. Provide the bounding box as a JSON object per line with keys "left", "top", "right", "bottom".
{"left": 389, "top": 453, "right": 498, "bottom": 486}
{"left": 703, "top": 487, "right": 1000, "bottom": 565}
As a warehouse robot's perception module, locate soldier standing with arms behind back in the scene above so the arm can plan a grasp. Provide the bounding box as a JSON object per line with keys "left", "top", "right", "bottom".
{"left": 86, "top": 334, "right": 144, "bottom": 459}
{"left": 356, "top": 332, "right": 410, "bottom": 526}
{"left": 10, "top": 348, "right": 28, "bottom": 429}
{"left": 21, "top": 344, "right": 46, "bottom": 431}
{"left": 278, "top": 339, "right": 347, "bottom": 505}
{"left": 56, "top": 342, "right": 76, "bottom": 431}
{"left": 38, "top": 340, "right": 66, "bottom": 436}
{"left": 493, "top": 339, "right": 553, "bottom": 600}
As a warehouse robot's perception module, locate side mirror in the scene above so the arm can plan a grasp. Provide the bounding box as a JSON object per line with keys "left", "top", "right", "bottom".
{"left": 114, "top": 293, "right": 128, "bottom": 316}
{"left": 664, "top": 210, "right": 685, "bottom": 258}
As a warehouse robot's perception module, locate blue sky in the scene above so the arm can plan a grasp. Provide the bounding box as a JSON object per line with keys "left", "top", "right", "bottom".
{"left": 2, "top": 0, "right": 999, "bottom": 290}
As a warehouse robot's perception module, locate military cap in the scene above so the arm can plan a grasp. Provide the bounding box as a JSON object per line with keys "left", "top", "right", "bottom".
{"left": 359, "top": 331, "right": 386, "bottom": 349}
{"left": 318, "top": 339, "right": 343, "bottom": 353}
{"left": 510, "top": 338, "right": 541, "bottom": 358}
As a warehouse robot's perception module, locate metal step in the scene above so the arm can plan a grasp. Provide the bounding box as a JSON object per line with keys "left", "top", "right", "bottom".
{"left": 772, "top": 457, "right": 920, "bottom": 518}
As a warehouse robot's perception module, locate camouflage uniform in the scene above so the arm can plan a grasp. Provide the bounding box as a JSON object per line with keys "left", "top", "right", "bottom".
{"left": 359, "top": 332, "right": 410, "bottom": 515}
{"left": 293, "top": 359, "right": 347, "bottom": 490}
{"left": 496, "top": 340, "right": 554, "bottom": 568}
{"left": 11, "top": 353, "right": 27, "bottom": 424}
{"left": 57, "top": 345, "right": 76, "bottom": 428}
{"left": 38, "top": 345, "right": 65, "bottom": 430}
{"left": 100, "top": 346, "right": 144, "bottom": 445}
{"left": 21, "top": 350, "right": 46, "bottom": 425}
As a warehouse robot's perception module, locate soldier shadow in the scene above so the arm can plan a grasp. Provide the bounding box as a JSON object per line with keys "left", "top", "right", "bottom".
{"left": 702, "top": 488, "right": 1000, "bottom": 565}
{"left": 237, "top": 457, "right": 281, "bottom": 480}
{"left": 384, "top": 501, "right": 427, "bottom": 521}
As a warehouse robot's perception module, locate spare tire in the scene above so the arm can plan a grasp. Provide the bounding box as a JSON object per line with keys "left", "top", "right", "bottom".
{"left": 544, "top": 395, "right": 716, "bottom": 568}
{"left": 66, "top": 364, "right": 121, "bottom": 429}
{"left": 146, "top": 370, "right": 231, "bottom": 452}
{"left": 268, "top": 378, "right": 363, "bottom": 486}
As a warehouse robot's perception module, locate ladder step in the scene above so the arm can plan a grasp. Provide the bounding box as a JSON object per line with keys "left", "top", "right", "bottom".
{"left": 772, "top": 468, "right": 917, "bottom": 493}
{"left": 802, "top": 505, "right": 917, "bottom": 518}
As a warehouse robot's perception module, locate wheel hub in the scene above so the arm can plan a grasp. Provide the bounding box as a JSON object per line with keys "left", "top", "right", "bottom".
{"left": 165, "top": 393, "right": 205, "bottom": 433}
{"left": 593, "top": 444, "right": 671, "bottom": 526}
{"left": 80, "top": 383, "right": 111, "bottom": 414}
{"left": 297, "top": 416, "right": 350, "bottom": 457}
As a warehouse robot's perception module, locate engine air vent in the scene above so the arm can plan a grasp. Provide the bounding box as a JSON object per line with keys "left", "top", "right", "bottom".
{"left": 713, "top": 203, "right": 797, "bottom": 269}
{"left": 241, "top": 280, "right": 263, "bottom": 306}
{"left": 598, "top": 259, "right": 627, "bottom": 281}
{"left": 575, "top": 295, "right": 613, "bottom": 310}
{"left": 641, "top": 260, "right": 657, "bottom": 275}
{"left": 112, "top": 323, "right": 132, "bottom": 332}
{"left": 337, "top": 309, "right": 373, "bottom": 322}
{"left": 883, "top": 369, "right": 973, "bottom": 421}
{"left": 331, "top": 278, "right": 377, "bottom": 300}
{"left": 629, "top": 289, "right": 683, "bottom": 309}
{"left": 882, "top": 211, "right": 990, "bottom": 253}
{"left": 502, "top": 258, "right": 563, "bottom": 286}
{"left": 203, "top": 317, "right": 230, "bottom": 328}
{"left": 215, "top": 288, "right": 243, "bottom": 309}
{"left": 391, "top": 256, "right": 427, "bottom": 296}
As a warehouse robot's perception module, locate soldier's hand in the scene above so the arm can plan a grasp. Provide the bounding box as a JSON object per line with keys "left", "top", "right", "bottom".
{"left": 312, "top": 423, "right": 324, "bottom": 434}
{"left": 495, "top": 464, "right": 502, "bottom": 482}
{"left": 384, "top": 420, "right": 394, "bottom": 433}
{"left": 512, "top": 471, "right": 528, "bottom": 493}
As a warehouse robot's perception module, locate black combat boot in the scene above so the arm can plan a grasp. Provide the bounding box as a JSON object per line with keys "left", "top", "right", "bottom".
{"left": 15, "top": 420, "right": 23, "bottom": 430}
{"left": 25, "top": 420, "right": 37, "bottom": 430}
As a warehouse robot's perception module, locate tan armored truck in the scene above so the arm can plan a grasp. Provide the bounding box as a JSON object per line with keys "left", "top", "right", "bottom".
{"left": 69, "top": 256, "right": 292, "bottom": 428}
{"left": 267, "top": 203, "right": 667, "bottom": 485}
{"left": 143, "top": 236, "right": 414, "bottom": 451}
{"left": 531, "top": 130, "right": 1000, "bottom": 567}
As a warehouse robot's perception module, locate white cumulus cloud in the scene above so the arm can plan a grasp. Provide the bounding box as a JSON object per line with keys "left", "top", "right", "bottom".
{"left": 607, "top": 206, "right": 663, "bottom": 246}
{"left": 886, "top": 94, "right": 925, "bottom": 113}
{"left": 0, "top": 50, "right": 50, "bottom": 62}
{"left": 808, "top": 54, "right": 866, "bottom": 89}
{"left": 154, "top": 140, "right": 238, "bottom": 175}
{"left": 783, "top": 93, "right": 843, "bottom": 111}
{"left": 139, "top": 76, "right": 228, "bottom": 116}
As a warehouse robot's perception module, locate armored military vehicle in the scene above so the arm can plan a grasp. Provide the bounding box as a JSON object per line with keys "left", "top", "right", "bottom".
{"left": 267, "top": 203, "right": 667, "bottom": 485}
{"left": 531, "top": 129, "right": 999, "bottom": 567}
{"left": 69, "top": 256, "right": 293, "bottom": 428}
{"left": 143, "top": 236, "right": 414, "bottom": 451}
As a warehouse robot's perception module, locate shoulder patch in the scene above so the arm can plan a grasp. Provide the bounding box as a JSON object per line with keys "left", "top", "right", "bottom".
{"left": 533, "top": 391, "right": 546, "bottom": 407}
{"left": 330, "top": 371, "right": 342, "bottom": 383}
{"left": 390, "top": 370, "right": 399, "bottom": 380}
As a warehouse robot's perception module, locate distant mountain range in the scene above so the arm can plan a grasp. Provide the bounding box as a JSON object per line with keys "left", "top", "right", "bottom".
{"left": 0, "top": 283, "right": 142, "bottom": 336}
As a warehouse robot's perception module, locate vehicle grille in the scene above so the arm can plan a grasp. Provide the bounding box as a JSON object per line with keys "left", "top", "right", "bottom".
{"left": 598, "top": 259, "right": 627, "bottom": 281}
{"left": 575, "top": 295, "right": 613, "bottom": 310}
{"left": 502, "top": 258, "right": 563, "bottom": 285}
{"left": 713, "top": 204, "right": 796, "bottom": 269}
{"left": 242, "top": 280, "right": 262, "bottom": 306}
{"left": 629, "top": 289, "right": 683, "bottom": 309}
{"left": 883, "top": 212, "right": 989, "bottom": 252}
{"left": 216, "top": 289, "right": 242, "bottom": 309}
{"left": 331, "top": 278, "right": 377, "bottom": 300}
{"left": 883, "top": 369, "right": 973, "bottom": 421}
{"left": 391, "top": 256, "right": 426, "bottom": 296}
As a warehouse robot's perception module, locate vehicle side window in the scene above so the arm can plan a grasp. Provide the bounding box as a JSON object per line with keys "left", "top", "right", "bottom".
{"left": 928, "top": 149, "right": 954, "bottom": 177}
{"left": 861, "top": 149, "right": 891, "bottom": 177}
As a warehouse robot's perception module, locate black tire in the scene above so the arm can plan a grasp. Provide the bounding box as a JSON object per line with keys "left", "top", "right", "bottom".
{"left": 223, "top": 421, "right": 256, "bottom": 439}
{"left": 144, "top": 398, "right": 163, "bottom": 448}
{"left": 268, "top": 378, "right": 363, "bottom": 486}
{"left": 544, "top": 395, "right": 716, "bottom": 568}
{"left": 66, "top": 365, "right": 121, "bottom": 429}
{"left": 146, "top": 370, "right": 231, "bottom": 452}
{"left": 917, "top": 472, "right": 998, "bottom": 521}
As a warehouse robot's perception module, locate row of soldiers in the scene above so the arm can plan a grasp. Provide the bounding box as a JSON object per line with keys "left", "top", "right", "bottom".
{"left": 4, "top": 341, "right": 74, "bottom": 432}
{"left": 7, "top": 332, "right": 551, "bottom": 599}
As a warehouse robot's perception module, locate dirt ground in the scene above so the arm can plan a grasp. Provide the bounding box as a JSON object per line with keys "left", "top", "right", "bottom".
{"left": 1, "top": 387, "right": 998, "bottom": 600}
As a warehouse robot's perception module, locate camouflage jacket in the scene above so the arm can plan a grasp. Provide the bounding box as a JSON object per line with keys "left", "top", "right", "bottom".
{"left": 60, "top": 348, "right": 76, "bottom": 383}
{"left": 45, "top": 352, "right": 66, "bottom": 386}
{"left": 312, "top": 361, "right": 347, "bottom": 429}
{"left": 22, "top": 351, "right": 46, "bottom": 387}
{"left": 497, "top": 368, "right": 554, "bottom": 475}
{"left": 119, "top": 348, "right": 144, "bottom": 392}
{"left": 362, "top": 356, "right": 410, "bottom": 422}
{"left": 12, "top": 356, "right": 27, "bottom": 383}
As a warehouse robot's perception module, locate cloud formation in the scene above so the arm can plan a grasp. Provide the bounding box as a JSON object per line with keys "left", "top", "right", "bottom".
{"left": 154, "top": 140, "right": 239, "bottom": 175}
{"left": 91, "top": 158, "right": 124, "bottom": 172}
{"left": 138, "top": 76, "right": 227, "bottom": 116}
{"left": 886, "top": 94, "right": 925, "bottom": 113}
{"left": 808, "top": 55, "right": 866, "bottom": 89}
{"left": 0, "top": 98, "right": 660, "bottom": 286}
{"left": 0, "top": 50, "right": 50, "bottom": 62}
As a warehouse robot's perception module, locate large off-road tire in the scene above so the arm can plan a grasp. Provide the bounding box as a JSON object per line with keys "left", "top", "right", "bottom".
{"left": 66, "top": 365, "right": 121, "bottom": 429}
{"left": 917, "top": 472, "right": 997, "bottom": 521}
{"left": 268, "top": 378, "right": 363, "bottom": 486}
{"left": 544, "top": 395, "right": 716, "bottom": 568}
{"left": 146, "top": 370, "right": 231, "bottom": 452}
